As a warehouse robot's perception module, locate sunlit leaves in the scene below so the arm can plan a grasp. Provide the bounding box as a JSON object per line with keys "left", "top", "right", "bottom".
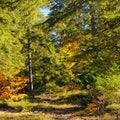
{"left": 0, "top": 73, "right": 27, "bottom": 100}
{"left": 96, "top": 67, "right": 120, "bottom": 103}
{"left": 59, "top": 40, "right": 80, "bottom": 78}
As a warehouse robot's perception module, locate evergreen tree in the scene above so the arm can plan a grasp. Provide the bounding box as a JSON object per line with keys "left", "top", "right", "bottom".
{"left": 46, "top": 0, "right": 120, "bottom": 87}
{"left": 0, "top": 0, "right": 49, "bottom": 96}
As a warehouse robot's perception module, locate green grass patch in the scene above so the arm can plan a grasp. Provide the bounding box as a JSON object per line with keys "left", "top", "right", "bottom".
{"left": 54, "top": 89, "right": 88, "bottom": 99}
{"left": 0, "top": 112, "right": 54, "bottom": 120}
{"left": 6, "top": 99, "right": 32, "bottom": 110}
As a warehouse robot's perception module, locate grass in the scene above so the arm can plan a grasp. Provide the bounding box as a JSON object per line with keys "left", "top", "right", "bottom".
{"left": 6, "top": 99, "right": 32, "bottom": 110}
{"left": 0, "top": 112, "right": 54, "bottom": 120}
{"left": 54, "top": 89, "right": 88, "bottom": 99}
{"left": 0, "top": 89, "right": 118, "bottom": 120}
{"left": 0, "top": 99, "right": 55, "bottom": 120}
{"left": 0, "top": 90, "right": 85, "bottom": 120}
{"left": 38, "top": 101, "right": 74, "bottom": 108}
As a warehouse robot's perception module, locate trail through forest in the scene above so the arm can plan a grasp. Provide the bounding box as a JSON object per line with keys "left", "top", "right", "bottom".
{"left": 32, "top": 93, "right": 100, "bottom": 120}
{"left": 0, "top": 92, "right": 101, "bottom": 120}
{"left": 33, "top": 93, "right": 82, "bottom": 120}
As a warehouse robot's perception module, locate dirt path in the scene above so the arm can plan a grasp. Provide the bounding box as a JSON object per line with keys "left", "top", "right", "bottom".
{"left": 30, "top": 93, "right": 100, "bottom": 120}
{"left": 0, "top": 92, "right": 102, "bottom": 120}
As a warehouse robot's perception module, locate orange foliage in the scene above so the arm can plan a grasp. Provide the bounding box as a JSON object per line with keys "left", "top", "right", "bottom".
{"left": 87, "top": 102, "right": 98, "bottom": 114}
{"left": 0, "top": 74, "right": 10, "bottom": 99}
{"left": 88, "top": 103, "right": 97, "bottom": 107}
{"left": 10, "top": 76, "right": 28, "bottom": 94}
{"left": 0, "top": 73, "right": 27, "bottom": 100}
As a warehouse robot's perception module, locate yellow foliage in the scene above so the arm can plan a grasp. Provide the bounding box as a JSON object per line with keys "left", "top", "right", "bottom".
{"left": 10, "top": 76, "right": 28, "bottom": 94}
{"left": 60, "top": 40, "right": 80, "bottom": 78}
{"left": 10, "top": 94, "right": 27, "bottom": 101}
{"left": 60, "top": 40, "right": 80, "bottom": 58}
{"left": 0, "top": 73, "right": 28, "bottom": 100}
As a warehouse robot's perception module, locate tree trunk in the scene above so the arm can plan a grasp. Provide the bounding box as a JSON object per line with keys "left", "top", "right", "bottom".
{"left": 27, "top": 29, "right": 34, "bottom": 97}
{"left": 91, "top": 13, "right": 96, "bottom": 36}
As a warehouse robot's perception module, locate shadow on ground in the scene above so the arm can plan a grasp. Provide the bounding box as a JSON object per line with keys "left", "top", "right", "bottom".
{"left": 31, "top": 105, "right": 80, "bottom": 114}
{"left": 29, "top": 92, "right": 89, "bottom": 120}
{"left": 0, "top": 103, "right": 23, "bottom": 112}
{"left": 31, "top": 91, "right": 89, "bottom": 106}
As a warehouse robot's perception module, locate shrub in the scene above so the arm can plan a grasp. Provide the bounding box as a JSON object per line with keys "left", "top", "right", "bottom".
{"left": 0, "top": 74, "right": 27, "bottom": 100}
{"left": 86, "top": 102, "right": 98, "bottom": 115}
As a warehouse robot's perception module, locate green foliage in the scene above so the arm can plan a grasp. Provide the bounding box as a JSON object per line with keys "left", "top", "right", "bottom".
{"left": 96, "top": 65, "right": 120, "bottom": 104}
{"left": 106, "top": 104, "right": 120, "bottom": 111}
{"left": 45, "top": 81, "right": 60, "bottom": 92}
{"left": 0, "top": 7, "right": 25, "bottom": 77}
{"left": 0, "top": 1, "right": 120, "bottom": 114}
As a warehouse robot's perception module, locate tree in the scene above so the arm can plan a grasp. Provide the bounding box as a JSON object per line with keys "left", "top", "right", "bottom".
{"left": 0, "top": 0, "right": 50, "bottom": 97}
{"left": 0, "top": 1, "right": 25, "bottom": 78}
{"left": 14, "top": 0, "right": 49, "bottom": 94}
{"left": 46, "top": 0, "right": 120, "bottom": 88}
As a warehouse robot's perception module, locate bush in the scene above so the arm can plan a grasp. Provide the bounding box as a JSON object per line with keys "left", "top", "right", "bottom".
{"left": 86, "top": 102, "right": 98, "bottom": 115}
{"left": 96, "top": 71, "right": 120, "bottom": 104}
{"left": 46, "top": 81, "right": 60, "bottom": 92}
{"left": 106, "top": 104, "right": 120, "bottom": 112}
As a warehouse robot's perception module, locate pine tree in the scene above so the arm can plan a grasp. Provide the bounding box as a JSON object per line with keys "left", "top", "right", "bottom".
{"left": 46, "top": 0, "right": 120, "bottom": 87}
{"left": 0, "top": 0, "right": 49, "bottom": 97}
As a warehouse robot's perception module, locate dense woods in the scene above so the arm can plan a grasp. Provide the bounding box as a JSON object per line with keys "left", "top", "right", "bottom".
{"left": 0, "top": 0, "right": 120, "bottom": 119}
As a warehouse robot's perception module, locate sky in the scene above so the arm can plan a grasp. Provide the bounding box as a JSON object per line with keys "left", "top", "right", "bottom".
{"left": 40, "top": 8, "right": 50, "bottom": 16}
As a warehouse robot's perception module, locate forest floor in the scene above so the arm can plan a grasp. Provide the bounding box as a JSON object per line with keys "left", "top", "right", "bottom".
{"left": 0, "top": 90, "right": 114, "bottom": 120}
{"left": 30, "top": 91, "right": 99, "bottom": 120}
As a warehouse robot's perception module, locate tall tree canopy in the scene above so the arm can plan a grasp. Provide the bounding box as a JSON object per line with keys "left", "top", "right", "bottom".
{"left": 0, "top": 0, "right": 48, "bottom": 77}
{"left": 0, "top": 0, "right": 120, "bottom": 103}
{"left": 0, "top": 0, "right": 49, "bottom": 98}
{"left": 46, "top": 0, "right": 120, "bottom": 86}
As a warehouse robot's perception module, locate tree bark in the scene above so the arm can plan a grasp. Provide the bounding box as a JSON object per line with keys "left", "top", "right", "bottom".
{"left": 91, "top": 13, "right": 96, "bottom": 36}
{"left": 27, "top": 29, "right": 34, "bottom": 97}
